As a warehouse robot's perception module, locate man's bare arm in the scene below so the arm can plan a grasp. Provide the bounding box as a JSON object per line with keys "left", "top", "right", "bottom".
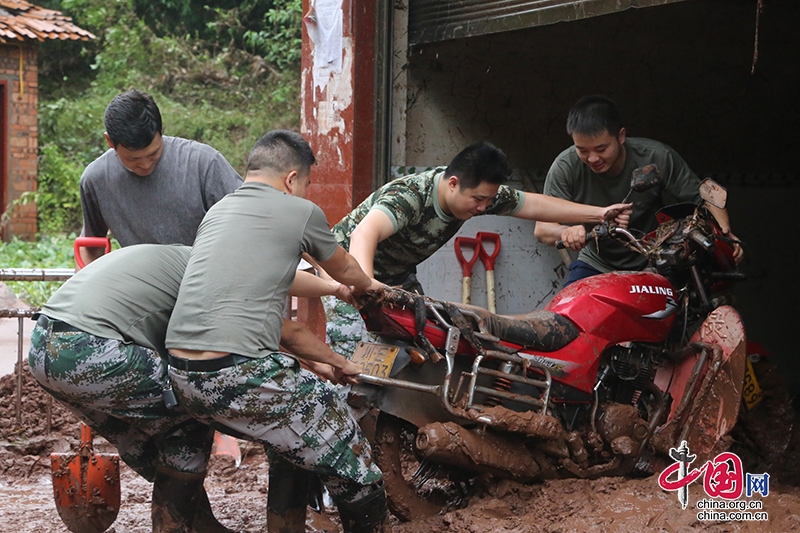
{"left": 76, "top": 246, "right": 105, "bottom": 270}
{"left": 318, "top": 246, "right": 383, "bottom": 292}
{"left": 280, "top": 319, "right": 362, "bottom": 385}
{"left": 515, "top": 192, "right": 630, "bottom": 225}
{"left": 706, "top": 204, "right": 744, "bottom": 263}
{"left": 347, "top": 209, "right": 396, "bottom": 279}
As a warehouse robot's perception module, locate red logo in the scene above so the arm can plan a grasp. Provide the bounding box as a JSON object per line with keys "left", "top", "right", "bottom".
{"left": 658, "top": 441, "right": 744, "bottom": 508}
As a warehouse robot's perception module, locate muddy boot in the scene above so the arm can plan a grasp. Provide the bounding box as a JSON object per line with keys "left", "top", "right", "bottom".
{"left": 336, "top": 482, "right": 389, "bottom": 533}
{"left": 152, "top": 466, "right": 203, "bottom": 533}
{"left": 266, "top": 459, "right": 313, "bottom": 533}
{"left": 192, "top": 485, "right": 238, "bottom": 533}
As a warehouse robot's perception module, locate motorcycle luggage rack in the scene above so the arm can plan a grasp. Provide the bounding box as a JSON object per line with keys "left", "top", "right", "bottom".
{"left": 464, "top": 350, "right": 552, "bottom": 415}
{"left": 424, "top": 300, "right": 553, "bottom": 417}
{"left": 359, "top": 292, "right": 553, "bottom": 423}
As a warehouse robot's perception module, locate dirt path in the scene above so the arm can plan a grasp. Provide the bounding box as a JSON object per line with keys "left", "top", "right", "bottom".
{"left": 2, "top": 366, "right": 799, "bottom": 533}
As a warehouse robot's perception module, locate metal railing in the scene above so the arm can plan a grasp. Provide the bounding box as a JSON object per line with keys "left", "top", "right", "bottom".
{"left": 0, "top": 268, "right": 73, "bottom": 429}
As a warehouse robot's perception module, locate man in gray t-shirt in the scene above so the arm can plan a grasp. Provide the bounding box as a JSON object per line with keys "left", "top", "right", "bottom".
{"left": 78, "top": 89, "right": 242, "bottom": 265}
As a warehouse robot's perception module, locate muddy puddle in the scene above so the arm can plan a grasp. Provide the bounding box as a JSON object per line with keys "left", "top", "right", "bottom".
{"left": 2, "top": 365, "right": 799, "bottom": 532}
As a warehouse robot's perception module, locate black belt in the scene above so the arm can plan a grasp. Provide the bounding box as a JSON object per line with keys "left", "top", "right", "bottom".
{"left": 36, "top": 314, "right": 82, "bottom": 333}
{"left": 167, "top": 352, "right": 253, "bottom": 372}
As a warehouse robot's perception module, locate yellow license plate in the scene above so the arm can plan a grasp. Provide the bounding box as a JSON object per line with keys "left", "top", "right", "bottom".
{"left": 352, "top": 342, "right": 399, "bottom": 379}
{"left": 742, "top": 356, "right": 763, "bottom": 411}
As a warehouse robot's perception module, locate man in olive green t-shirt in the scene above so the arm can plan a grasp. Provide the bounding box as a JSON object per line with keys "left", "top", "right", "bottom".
{"left": 166, "top": 130, "right": 388, "bottom": 533}
{"left": 535, "top": 95, "right": 743, "bottom": 286}
{"left": 29, "top": 245, "right": 232, "bottom": 532}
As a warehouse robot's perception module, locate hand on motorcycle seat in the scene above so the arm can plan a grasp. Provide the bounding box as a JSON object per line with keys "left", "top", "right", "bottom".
{"left": 353, "top": 280, "right": 390, "bottom": 308}
{"left": 560, "top": 225, "right": 588, "bottom": 251}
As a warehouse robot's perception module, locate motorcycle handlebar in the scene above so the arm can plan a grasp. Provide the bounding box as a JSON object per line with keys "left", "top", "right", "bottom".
{"left": 555, "top": 224, "right": 625, "bottom": 250}
{"left": 688, "top": 228, "right": 715, "bottom": 251}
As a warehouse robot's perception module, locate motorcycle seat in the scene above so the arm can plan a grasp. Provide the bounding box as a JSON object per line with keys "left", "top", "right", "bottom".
{"left": 449, "top": 303, "right": 579, "bottom": 352}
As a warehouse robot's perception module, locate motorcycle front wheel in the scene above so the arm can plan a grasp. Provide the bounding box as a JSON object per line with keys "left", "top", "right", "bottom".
{"left": 372, "top": 413, "right": 472, "bottom": 521}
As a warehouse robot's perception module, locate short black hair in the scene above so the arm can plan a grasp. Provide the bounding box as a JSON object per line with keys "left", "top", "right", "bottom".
{"left": 566, "top": 95, "right": 623, "bottom": 137}
{"left": 246, "top": 130, "right": 316, "bottom": 176}
{"left": 445, "top": 141, "right": 510, "bottom": 190}
{"left": 104, "top": 89, "right": 163, "bottom": 150}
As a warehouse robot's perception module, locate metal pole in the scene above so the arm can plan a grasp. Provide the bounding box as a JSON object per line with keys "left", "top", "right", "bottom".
{"left": 0, "top": 268, "right": 74, "bottom": 281}
{"left": 15, "top": 315, "right": 23, "bottom": 427}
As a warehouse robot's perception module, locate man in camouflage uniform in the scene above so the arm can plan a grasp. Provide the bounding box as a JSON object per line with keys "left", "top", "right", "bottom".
{"left": 326, "top": 141, "right": 632, "bottom": 358}
{"left": 166, "top": 130, "right": 388, "bottom": 533}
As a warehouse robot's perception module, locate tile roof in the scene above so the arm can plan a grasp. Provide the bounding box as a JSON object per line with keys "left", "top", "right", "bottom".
{"left": 0, "top": 0, "right": 94, "bottom": 43}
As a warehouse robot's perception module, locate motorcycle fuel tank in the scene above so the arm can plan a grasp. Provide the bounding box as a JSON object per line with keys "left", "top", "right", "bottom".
{"left": 546, "top": 271, "right": 678, "bottom": 345}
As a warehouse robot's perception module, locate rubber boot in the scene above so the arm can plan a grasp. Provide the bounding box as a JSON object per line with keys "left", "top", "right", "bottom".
{"left": 267, "top": 460, "right": 314, "bottom": 533}
{"left": 152, "top": 466, "right": 204, "bottom": 533}
{"left": 336, "top": 483, "right": 389, "bottom": 533}
{"left": 192, "top": 485, "right": 238, "bottom": 533}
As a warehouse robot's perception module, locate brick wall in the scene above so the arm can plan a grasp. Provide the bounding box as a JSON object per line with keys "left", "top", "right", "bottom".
{"left": 0, "top": 43, "right": 38, "bottom": 241}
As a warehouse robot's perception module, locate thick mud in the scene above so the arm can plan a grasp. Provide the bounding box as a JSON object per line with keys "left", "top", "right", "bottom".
{"left": 2, "top": 366, "right": 799, "bottom": 533}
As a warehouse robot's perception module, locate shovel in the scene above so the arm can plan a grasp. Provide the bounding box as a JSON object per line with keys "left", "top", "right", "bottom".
{"left": 51, "top": 423, "right": 121, "bottom": 533}
{"left": 454, "top": 237, "right": 481, "bottom": 304}
{"left": 73, "top": 236, "right": 112, "bottom": 269}
{"left": 48, "top": 239, "right": 122, "bottom": 532}
{"left": 476, "top": 232, "right": 501, "bottom": 313}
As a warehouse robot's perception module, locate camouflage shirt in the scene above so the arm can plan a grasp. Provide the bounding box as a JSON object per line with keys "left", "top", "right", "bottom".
{"left": 332, "top": 168, "right": 525, "bottom": 285}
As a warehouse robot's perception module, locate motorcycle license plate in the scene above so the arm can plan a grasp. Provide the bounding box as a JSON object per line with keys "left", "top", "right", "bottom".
{"left": 351, "top": 342, "right": 399, "bottom": 379}
{"left": 742, "top": 356, "right": 763, "bottom": 411}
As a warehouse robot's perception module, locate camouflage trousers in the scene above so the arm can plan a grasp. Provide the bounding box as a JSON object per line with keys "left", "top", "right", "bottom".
{"left": 322, "top": 295, "right": 373, "bottom": 361}
{"left": 168, "top": 351, "right": 382, "bottom": 501}
{"left": 28, "top": 322, "right": 214, "bottom": 481}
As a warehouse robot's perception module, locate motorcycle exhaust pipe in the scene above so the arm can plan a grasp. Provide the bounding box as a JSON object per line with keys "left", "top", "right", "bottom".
{"left": 415, "top": 422, "right": 541, "bottom": 480}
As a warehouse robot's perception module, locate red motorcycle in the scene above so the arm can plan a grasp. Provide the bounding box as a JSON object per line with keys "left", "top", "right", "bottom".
{"left": 348, "top": 168, "right": 783, "bottom": 521}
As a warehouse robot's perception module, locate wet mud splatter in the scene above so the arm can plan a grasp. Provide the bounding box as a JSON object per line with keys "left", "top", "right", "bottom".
{"left": 2, "top": 365, "right": 800, "bottom": 533}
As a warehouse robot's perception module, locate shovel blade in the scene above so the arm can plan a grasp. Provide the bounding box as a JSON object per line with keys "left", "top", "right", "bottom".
{"left": 51, "top": 452, "right": 121, "bottom": 533}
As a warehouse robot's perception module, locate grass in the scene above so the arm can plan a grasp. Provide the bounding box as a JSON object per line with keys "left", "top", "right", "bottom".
{"left": 0, "top": 235, "right": 79, "bottom": 307}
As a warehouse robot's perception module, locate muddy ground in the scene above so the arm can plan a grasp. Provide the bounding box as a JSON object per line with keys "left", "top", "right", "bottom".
{"left": 2, "top": 365, "right": 799, "bottom": 533}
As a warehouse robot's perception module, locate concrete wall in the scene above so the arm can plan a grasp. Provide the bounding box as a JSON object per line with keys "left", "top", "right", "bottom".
{"left": 415, "top": 179, "right": 566, "bottom": 314}
{"left": 394, "top": 0, "right": 800, "bottom": 390}
{"left": 0, "top": 44, "right": 38, "bottom": 240}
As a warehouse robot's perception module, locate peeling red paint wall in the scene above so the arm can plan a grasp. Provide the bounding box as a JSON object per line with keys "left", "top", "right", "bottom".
{"left": 301, "top": 0, "right": 376, "bottom": 224}
{"left": 299, "top": 0, "right": 377, "bottom": 335}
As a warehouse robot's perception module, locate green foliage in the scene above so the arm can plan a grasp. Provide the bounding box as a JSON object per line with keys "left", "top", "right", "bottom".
{"left": 27, "top": 145, "right": 85, "bottom": 235}
{"left": 244, "top": 0, "right": 303, "bottom": 70}
{"left": 0, "top": 236, "right": 122, "bottom": 306}
{"left": 17, "top": 0, "right": 303, "bottom": 296}
{"left": 26, "top": 0, "right": 300, "bottom": 220}
{"left": 0, "top": 235, "right": 75, "bottom": 307}
{"left": 39, "top": 96, "right": 109, "bottom": 168}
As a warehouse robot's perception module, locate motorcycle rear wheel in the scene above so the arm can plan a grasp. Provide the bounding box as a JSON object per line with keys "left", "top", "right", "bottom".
{"left": 372, "top": 413, "right": 471, "bottom": 521}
